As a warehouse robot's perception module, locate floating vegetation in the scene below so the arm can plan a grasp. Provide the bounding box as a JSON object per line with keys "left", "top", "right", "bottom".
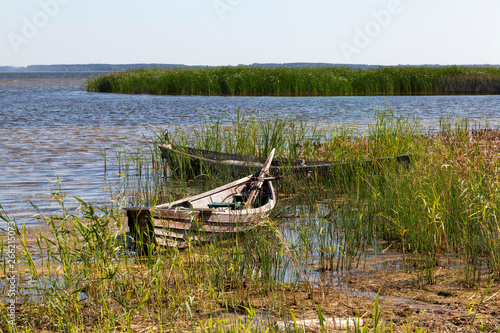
{"left": 86, "top": 65, "right": 500, "bottom": 96}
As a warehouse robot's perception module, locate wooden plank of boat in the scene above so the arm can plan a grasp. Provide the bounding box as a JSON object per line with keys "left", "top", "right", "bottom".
{"left": 158, "top": 143, "right": 323, "bottom": 175}
{"left": 125, "top": 150, "right": 277, "bottom": 249}
{"left": 246, "top": 148, "right": 275, "bottom": 208}
{"left": 154, "top": 223, "right": 256, "bottom": 249}
{"left": 158, "top": 143, "right": 411, "bottom": 176}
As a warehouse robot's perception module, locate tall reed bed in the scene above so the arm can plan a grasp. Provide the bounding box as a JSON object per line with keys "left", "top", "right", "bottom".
{"left": 2, "top": 108, "right": 500, "bottom": 331}
{"left": 368, "top": 119, "right": 500, "bottom": 285}
{"left": 161, "top": 107, "right": 413, "bottom": 183}
{"left": 0, "top": 185, "right": 300, "bottom": 332}
{"left": 85, "top": 66, "right": 500, "bottom": 96}
{"left": 169, "top": 109, "right": 322, "bottom": 160}
{"left": 160, "top": 107, "right": 500, "bottom": 286}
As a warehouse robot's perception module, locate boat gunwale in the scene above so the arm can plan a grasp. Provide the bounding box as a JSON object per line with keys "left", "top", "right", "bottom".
{"left": 158, "top": 143, "right": 411, "bottom": 173}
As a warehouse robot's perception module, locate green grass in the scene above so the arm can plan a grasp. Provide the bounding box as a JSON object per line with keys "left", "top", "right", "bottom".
{"left": 2, "top": 107, "right": 500, "bottom": 331}
{"left": 124, "top": 106, "right": 500, "bottom": 289}
{"left": 160, "top": 107, "right": 500, "bottom": 286}
{"left": 85, "top": 65, "right": 500, "bottom": 96}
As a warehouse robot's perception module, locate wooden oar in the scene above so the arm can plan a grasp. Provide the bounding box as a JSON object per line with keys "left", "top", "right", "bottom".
{"left": 246, "top": 148, "right": 275, "bottom": 208}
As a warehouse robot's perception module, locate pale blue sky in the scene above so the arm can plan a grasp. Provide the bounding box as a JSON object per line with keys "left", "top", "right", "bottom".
{"left": 1, "top": 0, "right": 499, "bottom": 66}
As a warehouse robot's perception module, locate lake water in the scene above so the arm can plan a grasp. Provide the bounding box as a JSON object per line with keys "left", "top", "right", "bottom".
{"left": 1, "top": 72, "right": 500, "bottom": 227}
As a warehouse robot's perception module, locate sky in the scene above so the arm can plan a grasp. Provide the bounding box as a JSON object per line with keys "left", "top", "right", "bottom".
{"left": 1, "top": 0, "right": 499, "bottom": 67}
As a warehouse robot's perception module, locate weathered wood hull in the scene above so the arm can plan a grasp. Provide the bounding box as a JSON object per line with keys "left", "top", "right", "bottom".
{"left": 125, "top": 154, "right": 277, "bottom": 249}
{"left": 126, "top": 199, "right": 273, "bottom": 249}
{"left": 159, "top": 144, "right": 410, "bottom": 177}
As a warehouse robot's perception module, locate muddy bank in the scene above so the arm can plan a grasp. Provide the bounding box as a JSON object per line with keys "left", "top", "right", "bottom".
{"left": 2, "top": 225, "right": 499, "bottom": 332}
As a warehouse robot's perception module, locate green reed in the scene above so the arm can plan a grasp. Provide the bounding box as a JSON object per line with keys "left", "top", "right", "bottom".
{"left": 1, "top": 184, "right": 294, "bottom": 331}
{"left": 158, "top": 106, "right": 500, "bottom": 286}
{"left": 3, "top": 107, "right": 500, "bottom": 331}
{"left": 364, "top": 117, "right": 500, "bottom": 285}
{"left": 86, "top": 65, "right": 500, "bottom": 96}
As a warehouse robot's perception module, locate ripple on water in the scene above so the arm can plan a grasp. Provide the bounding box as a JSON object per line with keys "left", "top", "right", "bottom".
{"left": 1, "top": 75, "right": 500, "bottom": 227}
{"left": 0, "top": 124, "right": 151, "bottom": 227}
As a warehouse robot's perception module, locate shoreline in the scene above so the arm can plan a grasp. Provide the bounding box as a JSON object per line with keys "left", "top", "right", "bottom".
{"left": 2, "top": 223, "right": 499, "bottom": 331}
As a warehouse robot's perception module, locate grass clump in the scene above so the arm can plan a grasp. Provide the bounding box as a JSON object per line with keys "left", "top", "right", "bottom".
{"left": 86, "top": 65, "right": 500, "bottom": 96}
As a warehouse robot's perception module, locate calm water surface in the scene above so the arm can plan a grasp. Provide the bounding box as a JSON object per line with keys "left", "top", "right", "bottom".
{"left": 1, "top": 72, "right": 500, "bottom": 227}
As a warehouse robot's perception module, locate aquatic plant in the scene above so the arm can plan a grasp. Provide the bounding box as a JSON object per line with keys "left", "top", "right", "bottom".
{"left": 2, "top": 107, "right": 500, "bottom": 331}
{"left": 156, "top": 107, "right": 500, "bottom": 286}
{"left": 86, "top": 65, "right": 500, "bottom": 96}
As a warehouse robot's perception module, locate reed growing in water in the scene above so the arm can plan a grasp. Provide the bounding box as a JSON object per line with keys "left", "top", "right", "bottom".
{"left": 85, "top": 65, "right": 500, "bottom": 96}
{"left": 161, "top": 107, "right": 500, "bottom": 286}
{"left": 2, "top": 107, "right": 499, "bottom": 331}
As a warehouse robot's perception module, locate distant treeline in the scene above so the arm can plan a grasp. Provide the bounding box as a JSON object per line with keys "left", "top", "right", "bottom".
{"left": 0, "top": 64, "right": 187, "bottom": 72}
{"left": 85, "top": 66, "right": 500, "bottom": 96}
{"left": 0, "top": 63, "right": 377, "bottom": 73}
{"left": 0, "top": 62, "right": 417, "bottom": 73}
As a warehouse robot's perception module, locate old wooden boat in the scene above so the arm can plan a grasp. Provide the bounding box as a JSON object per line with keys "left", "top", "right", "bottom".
{"left": 158, "top": 143, "right": 411, "bottom": 177}
{"left": 125, "top": 149, "right": 277, "bottom": 249}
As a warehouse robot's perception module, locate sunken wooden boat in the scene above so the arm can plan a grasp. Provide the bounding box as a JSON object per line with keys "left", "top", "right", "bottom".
{"left": 159, "top": 143, "right": 411, "bottom": 177}
{"left": 125, "top": 149, "right": 277, "bottom": 249}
